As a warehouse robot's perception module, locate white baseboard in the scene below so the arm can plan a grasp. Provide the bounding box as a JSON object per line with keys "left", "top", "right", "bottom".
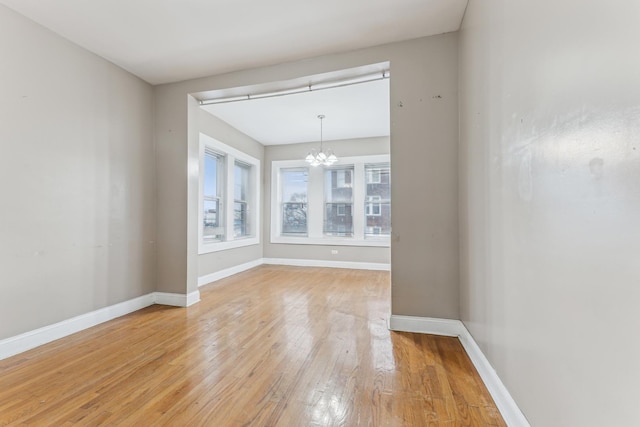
{"left": 2, "top": 254, "right": 386, "bottom": 361}
{"left": 389, "top": 315, "right": 530, "bottom": 427}
{"left": 262, "top": 257, "right": 390, "bottom": 271}
{"left": 0, "top": 293, "right": 155, "bottom": 361}
{"left": 185, "top": 290, "right": 201, "bottom": 307}
{"left": 388, "top": 315, "right": 463, "bottom": 336}
{"left": 154, "top": 290, "right": 201, "bottom": 307}
{"left": 196, "top": 258, "right": 390, "bottom": 288}
{"left": 198, "top": 258, "right": 264, "bottom": 287}
{"left": 0, "top": 290, "right": 202, "bottom": 361}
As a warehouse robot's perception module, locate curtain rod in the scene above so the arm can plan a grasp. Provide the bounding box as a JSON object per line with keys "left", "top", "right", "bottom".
{"left": 199, "top": 70, "right": 390, "bottom": 106}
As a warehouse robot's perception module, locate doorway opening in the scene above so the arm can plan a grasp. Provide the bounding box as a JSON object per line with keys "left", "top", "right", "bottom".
{"left": 190, "top": 62, "right": 391, "bottom": 290}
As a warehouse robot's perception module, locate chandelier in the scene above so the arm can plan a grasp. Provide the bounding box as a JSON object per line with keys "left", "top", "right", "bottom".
{"left": 305, "top": 114, "right": 337, "bottom": 167}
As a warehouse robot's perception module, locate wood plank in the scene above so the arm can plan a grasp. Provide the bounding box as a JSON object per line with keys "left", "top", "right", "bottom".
{"left": 0, "top": 266, "right": 505, "bottom": 426}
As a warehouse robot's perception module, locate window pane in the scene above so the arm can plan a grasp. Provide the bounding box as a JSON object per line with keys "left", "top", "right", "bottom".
{"left": 281, "top": 168, "right": 308, "bottom": 203}
{"left": 365, "top": 163, "right": 391, "bottom": 238}
{"left": 282, "top": 202, "right": 307, "bottom": 234}
{"left": 234, "top": 201, "right": 247, "bottom": 237}
{"left": 324, "top": 166, "right": 354, "bottom": 237}
{"left": 234, "top": 162, "right": 250, "bottom": 202}
{"left": 324, "top": 203, "right": 353, "bottom": 236}
{"left": 203, "top": 151, "right": 224, "bottom": 242}
{"left": 325, "top": 167, "right": 353, "bottom": 203}
{"left": 204, "top": 152, "right": 220, "bottom": 197}
{"left": 234, "top": 162, "right": 251, "bottom": 238}
{"left": 281, "top": 168, "right": 308, "bottom": 235}
{"left": 203, "top": 199, "right": 224, "bottom": 242}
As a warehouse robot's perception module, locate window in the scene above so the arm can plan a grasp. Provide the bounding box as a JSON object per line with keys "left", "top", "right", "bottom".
{"left": 271, "top": 155, "right": 390, "bottom": 247}
{"left": 203, "top": 150, "right": 225, "bottom": 243}
{"left": 365, "top": 163, "right": 390, "bottom": 238}
{"left": 234, "top": 161, "right": 251, "bottom": 238}
{"left": 280, "top": 168, "right": 308, "bottom": 235}
{"left": 324, "top": 167, "right": 354, "bottom": 237}
{"left": 199, "top": 134, "right": 260, "bottom": 253}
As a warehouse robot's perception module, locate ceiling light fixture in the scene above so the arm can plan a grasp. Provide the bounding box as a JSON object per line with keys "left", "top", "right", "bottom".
{"left": 305, "top": 115, "right": 337, "bottom": 167}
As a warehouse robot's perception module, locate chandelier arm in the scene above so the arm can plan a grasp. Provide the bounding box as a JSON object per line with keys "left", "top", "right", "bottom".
{"left": 319, "top": 114, "right": 324, "bottom": 153}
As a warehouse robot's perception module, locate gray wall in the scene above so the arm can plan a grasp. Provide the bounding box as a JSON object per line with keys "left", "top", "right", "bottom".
{"left": 459, "top": 1, "right": 640, "bottom": 426}
{"left": 0, "top": 6, "right": 155, "bottom": 339}
{"left": 198, "top": 109, "right": 264, "bottom": 278}
{"left": 155, "top": 34, "right": 460, "bottom": 318}
{"left": 264, "top": 137, "right": 390, "bottom": 264}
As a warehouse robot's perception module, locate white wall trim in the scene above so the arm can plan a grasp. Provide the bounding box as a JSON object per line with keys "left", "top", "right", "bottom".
{"left": 154, "top": 290, "right": 201, "bottom": 307}
{"left": 389, "top": 315, "right": 530, "bottom": 427}
{"left": 388, "top": 314, "right": 463, "bottom": 336}
{"left": 198, "top": 258, "right": 264, "bottom": 287}
{"left": 197, "top": 258, "right": 390, "bottom": 287}
{"left": 0, "top": 293, "right": 155, "bottom": 361}
{"left": 262, "top": 257, "right": 390, "bottom": 271}
{"left": 185, "top": 290, "right": 201, "bottom": 307}
{"left": 0, "top": 291, "right": 204, "bottom": 361}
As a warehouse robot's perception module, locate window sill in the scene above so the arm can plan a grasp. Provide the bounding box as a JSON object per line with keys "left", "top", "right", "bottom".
{"left": 199, "top": 236, "right": 260, "bottom": 254}
{"left": 270, "top": 236, "right": 390, "bottom": 248}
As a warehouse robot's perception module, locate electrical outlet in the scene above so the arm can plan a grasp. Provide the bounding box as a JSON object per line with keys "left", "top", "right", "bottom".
{"left": 331, "top": 249, "right": 338, "bottom": 255}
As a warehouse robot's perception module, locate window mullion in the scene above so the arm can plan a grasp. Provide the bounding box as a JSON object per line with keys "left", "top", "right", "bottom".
{"left": 353, "top": 162, "right": 365, "bottom": 240}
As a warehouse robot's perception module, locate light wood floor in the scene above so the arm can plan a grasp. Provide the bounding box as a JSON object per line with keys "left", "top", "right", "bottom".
{"left": 0, "top": 266, "right": 505, "bottom": 426}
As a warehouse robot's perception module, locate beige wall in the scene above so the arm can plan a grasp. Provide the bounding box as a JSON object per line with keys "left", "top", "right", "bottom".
{"left": 459, "top": 1, "right": 640, "bottom": 425}
{"left": 197, "top": 109, "right": 264, "bottom": 278}
{"left": 155, "top": 33, "right": 460, "bottom": 318}
{"left": 0, "top": 6, "right": 155, "bottom": 339}
{"left": 264, "top": 137, "right": 390, "bottom": 264}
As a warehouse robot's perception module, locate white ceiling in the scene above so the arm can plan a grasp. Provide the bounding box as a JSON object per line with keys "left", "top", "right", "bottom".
{"left": 1, "top": 0, "right": 466, "bottom": 144}
{"left": 0, "top": 0, "right": 468, "bottom": 85}
{"left": 202, "top": 78, "right": 389, "bottom": 145}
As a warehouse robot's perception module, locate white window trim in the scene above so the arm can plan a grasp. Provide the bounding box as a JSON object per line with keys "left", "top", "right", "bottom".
{"left": 271, "top": 155, "right": 390, "bottom": 248}
{"left": 199, "top": 133, "right": 260, "bottom": 254}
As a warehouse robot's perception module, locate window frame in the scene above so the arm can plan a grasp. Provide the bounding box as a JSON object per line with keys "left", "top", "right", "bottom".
{"left": 199, "top": 133, "right": 260, "bottom": 254}
{"left": 271, "top": 155, "right": 390, "bottom": 247}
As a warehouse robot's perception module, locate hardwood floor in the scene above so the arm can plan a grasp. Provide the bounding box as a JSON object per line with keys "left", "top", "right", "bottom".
{"left": 0, "top": 266, "right": 505, "bottom": 426}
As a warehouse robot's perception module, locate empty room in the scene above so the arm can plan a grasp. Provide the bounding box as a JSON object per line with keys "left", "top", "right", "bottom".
{"left": 1, "top": 1, "right": 638, "bottom": 426}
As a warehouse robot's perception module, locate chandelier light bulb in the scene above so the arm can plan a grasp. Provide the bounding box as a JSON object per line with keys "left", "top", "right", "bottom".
{"left": 305, "top": 114, "right": 338, "bottom": 167}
